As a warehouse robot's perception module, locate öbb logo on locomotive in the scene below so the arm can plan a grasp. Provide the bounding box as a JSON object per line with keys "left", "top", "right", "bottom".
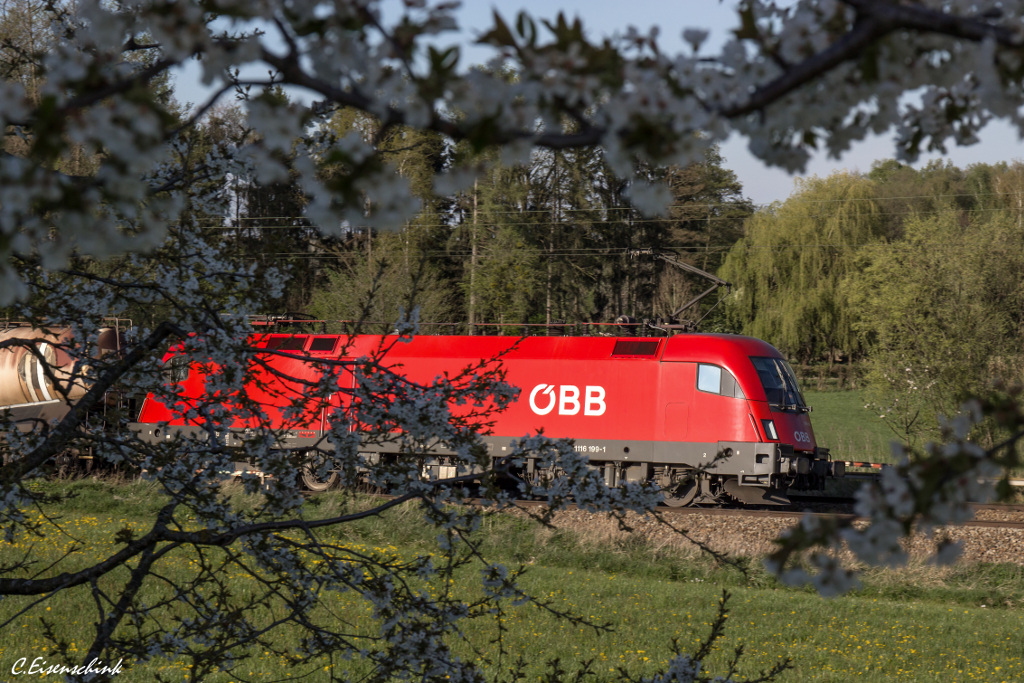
{"left": 528, "top": 384, "right": 606, "bottom": 416}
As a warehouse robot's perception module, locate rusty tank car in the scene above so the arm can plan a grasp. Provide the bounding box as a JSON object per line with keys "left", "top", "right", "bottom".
{"left": 0, "top": 322, "right": 127, "bottom": 469}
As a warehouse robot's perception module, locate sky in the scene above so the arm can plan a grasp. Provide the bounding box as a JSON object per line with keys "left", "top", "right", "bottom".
{"left": 174, "top": 1, "right": 1024, "bottom": 205}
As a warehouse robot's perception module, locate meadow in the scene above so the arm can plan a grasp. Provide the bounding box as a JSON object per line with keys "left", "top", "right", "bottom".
{"left": 802, "top": 389, "right": 897, "bottom": 466}
{"left": 0, "top": 478, "right": 1022, "bottom": 682}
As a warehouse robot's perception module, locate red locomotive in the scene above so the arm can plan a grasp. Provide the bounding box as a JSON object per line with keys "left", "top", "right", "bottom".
{"left": 133, "top": 331, "right": 843, "bottom": 506}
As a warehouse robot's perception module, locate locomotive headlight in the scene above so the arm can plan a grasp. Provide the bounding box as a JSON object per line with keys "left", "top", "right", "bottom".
{"left": 761, "top": 419, "right": 779, "bottom": 440}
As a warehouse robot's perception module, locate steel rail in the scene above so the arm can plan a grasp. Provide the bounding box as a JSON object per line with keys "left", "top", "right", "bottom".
{"left": 649, "top": 505, "right": 1024, "bottom": 530}
{"left": 296, "top": 491, "right": 1024, "bottom": 530}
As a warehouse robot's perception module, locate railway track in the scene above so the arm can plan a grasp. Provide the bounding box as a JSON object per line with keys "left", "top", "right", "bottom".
{"left": 304, "top": 489, "right": 1024, "bottom": 530}
{"left": 645, "top": 503, "right": 1024, "bottom": 530}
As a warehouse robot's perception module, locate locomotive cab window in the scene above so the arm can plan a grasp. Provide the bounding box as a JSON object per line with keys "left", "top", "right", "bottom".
{"left": 750, "top": 356, "right": 805, "bottom": 409}
{"left": 697, "top": 364, "right": 721, "bottom": 393}
{"left": 164, "top": 355, "right": 189, "bottom": 384}
{"left": 696, "top": 364, "right": 745, "bottom": 398}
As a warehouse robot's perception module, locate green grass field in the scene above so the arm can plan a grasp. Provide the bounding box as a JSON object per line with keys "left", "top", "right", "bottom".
{"left": 803, "top": 390, "right": 900, "bottom": 465}
{"left": 1, "top": 479, "right": 1023, "bottom": 682}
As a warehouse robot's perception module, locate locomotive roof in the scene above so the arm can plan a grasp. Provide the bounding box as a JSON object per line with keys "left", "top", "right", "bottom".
{"left": 251, "top": 332, "right": 784, "bottom": 364}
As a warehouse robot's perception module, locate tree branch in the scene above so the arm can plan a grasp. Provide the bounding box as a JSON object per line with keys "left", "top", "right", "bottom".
{"left": 722, "top": 0, "right": 1023, "bottom": 118}
{"left": 267, "top": 1, "right": 1024, "bottom": 151}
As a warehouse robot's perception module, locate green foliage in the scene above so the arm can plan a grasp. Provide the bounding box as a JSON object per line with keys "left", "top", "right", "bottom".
{"left": 719, "top": 173, "right": 885, "bottom": 362}
{"left": 802, "top": 389, "right": 895, "bottom": 464}
{"left": 848, "top": 202, "right": 1024, "bottom": 445}
{"left": 723, "top": 160, "right": 1024, "bottom": 445}
{"left": 327, "top": 107, "right": 447, "bottom": 205}
{"left": 467, "top": 190, "right": 544, "bottom": 330}
{"left": 308, "top": 222, "right": 458, "bottom": 331}
{"left": 308, "top": 125, "right": 752, "bottom": 333}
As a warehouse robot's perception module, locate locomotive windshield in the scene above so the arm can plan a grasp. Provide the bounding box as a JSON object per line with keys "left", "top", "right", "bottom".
{"left": 749, "top": 357, "right": 805, "bottom": 409}
{"left": 162, "top": 355, "right": 190, "bottom": 385}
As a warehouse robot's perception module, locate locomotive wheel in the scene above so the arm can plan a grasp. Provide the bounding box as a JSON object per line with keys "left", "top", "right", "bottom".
{"left": 301, "top": 453, "right": 339, "bottom": 492}
{"left": 662, "top": 477, "right": 699, "bottom": 507}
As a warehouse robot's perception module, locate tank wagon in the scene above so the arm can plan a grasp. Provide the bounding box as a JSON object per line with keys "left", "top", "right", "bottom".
{"left": 0, "top": 325, "right": 125, "bottom": 421}
{"left": 0, "top": 323, "right": 127, "bottom": 469}
{"left": 132, "top": 332, "right": 844, "bottom": 506}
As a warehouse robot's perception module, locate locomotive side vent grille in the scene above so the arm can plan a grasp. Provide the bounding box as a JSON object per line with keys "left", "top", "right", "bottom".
{"left": 309, "top": 336, "right": 339, "bottom": 352}
{"left": 265, "top": 335, "right": 308, "bottom": 351}
{"left": 611, "top": 340, "right": 661, "bottom": 357}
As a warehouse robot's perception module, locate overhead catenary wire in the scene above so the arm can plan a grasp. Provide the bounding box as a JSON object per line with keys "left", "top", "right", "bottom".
{"left": 193, "top": 203, "right": 1024, "bottom": 232}
{"left": 198, "top": 189, "right": 1024, "bottom": 264}
{"left": 189, "top": 189, "right": 1024, "bottom": 221}
{"left": 233, "top": 240, "right": 1020, "bottom": 262}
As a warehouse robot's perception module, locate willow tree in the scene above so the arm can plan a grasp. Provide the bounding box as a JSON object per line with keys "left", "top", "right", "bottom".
{"left": 720, "top": 172, "right": 884, "bottom": 364}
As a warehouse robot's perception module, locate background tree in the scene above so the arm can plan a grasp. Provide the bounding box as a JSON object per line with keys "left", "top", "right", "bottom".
{"left": 652, "top": 148, "right": 751, "bottom": 321}
{"left": 720, "top": 173, "right": 885, "bottom": 364}
{"left": 310, "top": 106, "right": 453, "bottom": 324}
{"left": 0, "top": 0, "right": 49, "bottom": 103}
{"left": 308, "top": 232, "right": 459, "bottom": 331}
{"left": 848, "top": 198, "right": 1024, "bottom": 447}
{"left": 456, "top": 160, "right": 543, "bottom": 334}
{"left": 724, "top": 159, "right": 1024, "bottom": 444}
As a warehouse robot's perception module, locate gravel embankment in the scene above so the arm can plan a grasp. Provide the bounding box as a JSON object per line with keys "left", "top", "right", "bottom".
{"left": 507, "top": 506, "right": 1024, "bottom": 565}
